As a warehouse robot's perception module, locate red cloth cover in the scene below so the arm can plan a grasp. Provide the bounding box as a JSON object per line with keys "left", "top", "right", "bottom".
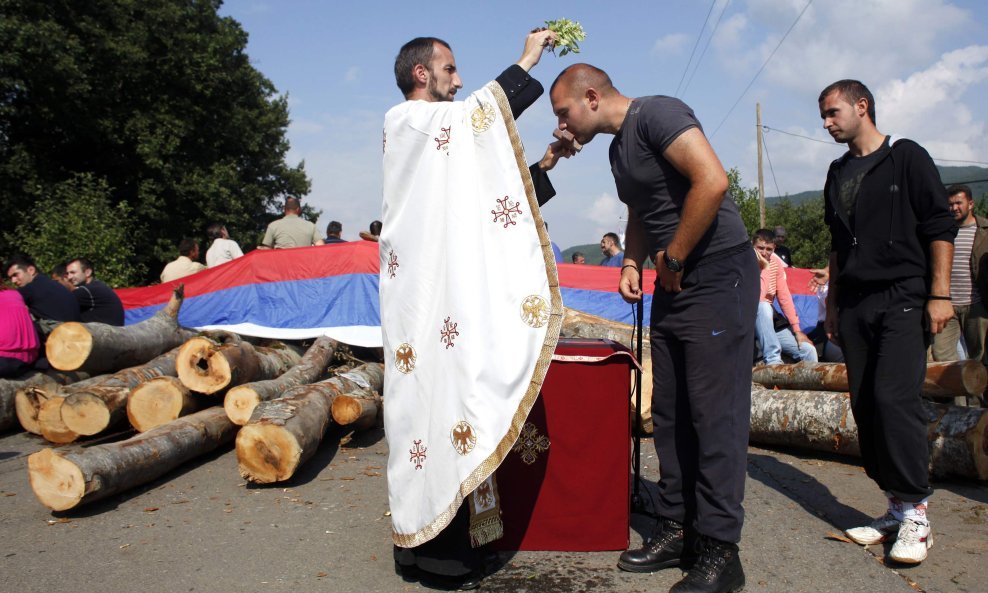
{"left": 494, "top": 338, "right": 633, "bottom": 551}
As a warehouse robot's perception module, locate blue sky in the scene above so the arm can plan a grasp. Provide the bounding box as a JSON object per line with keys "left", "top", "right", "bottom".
{"left": 220, "top": 0, "right": 988, "bottom": 252}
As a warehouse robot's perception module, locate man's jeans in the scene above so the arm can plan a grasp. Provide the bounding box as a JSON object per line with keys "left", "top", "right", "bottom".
{"left": 755, "top": 301, "right": 817, "bottom": 364}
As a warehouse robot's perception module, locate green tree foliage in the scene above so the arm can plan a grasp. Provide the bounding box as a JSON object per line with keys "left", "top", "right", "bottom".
{"left": 728, "top": 168, "right": 830, "bottom": 269}
{"left": 10, "top": 173, "right": 141, "bottom": 287}
{"left": 0, "top": 0, "right": 310, "bottom": 282}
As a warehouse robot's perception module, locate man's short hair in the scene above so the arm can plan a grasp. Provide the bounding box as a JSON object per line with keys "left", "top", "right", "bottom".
{"left": 394, "top": 37, "right": 450, "bottom": 97}
{"left": 206, "top": 223, "right": 225, "bottom": 240}
{"left": 4, "top": 253, "right": 36, "bottom": 274}
{"left": 284, "top": 197, "right": 301, "bottom": 212}
{"left": 946, "top": 184, "right": 973, "bottom": 201}
{"left": 819, "top": 79, "right": 876, "bottom": 125}
{"left": 51, "top": 263, "right": 67, "bottom": 278}
{"left": 550, "top": 63, "right": 616, "bottom": 97}
{"left": 369, "top": 220, "right": 382, "bottom": 236}
{"left": 69, "top": 257, "right": 94, "bottom": 273}
{"left": 603, "top": 232, "right": 622, "bottom": 249}
{"left": 178, "top": 238, "right": 197, "bottom": 257}
{"left": 752, "top": 228, "right": 776, "bottom": 244}
{"left": 326, "top": 221, "right": 343, "bottom": 236}
{"left": 571, "top": 251, "right": 585, "bottom": 262}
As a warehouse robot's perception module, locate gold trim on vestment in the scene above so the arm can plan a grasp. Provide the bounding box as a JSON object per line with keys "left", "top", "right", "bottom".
{"left": 391, "top": 81, "right": 563, "bottom": 547}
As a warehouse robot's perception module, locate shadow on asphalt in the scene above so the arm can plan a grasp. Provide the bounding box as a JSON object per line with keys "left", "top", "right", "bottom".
{"left": 934, "top": 478, "right": 988, "bottom": 504}
{"left": 746, "top": 452, "right": 873, "bottom": 531}
{"left": 50, "top": 441, "right": 236, "bottom": 518}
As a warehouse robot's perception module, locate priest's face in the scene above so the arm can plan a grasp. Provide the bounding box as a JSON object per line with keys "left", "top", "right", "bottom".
{"left": 426, "top": 43, "right": 462, "bottom": 102}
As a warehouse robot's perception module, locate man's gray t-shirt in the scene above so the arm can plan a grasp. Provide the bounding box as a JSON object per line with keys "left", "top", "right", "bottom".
{"left": 609, "top": 96, "right": 748, "bottom": 262}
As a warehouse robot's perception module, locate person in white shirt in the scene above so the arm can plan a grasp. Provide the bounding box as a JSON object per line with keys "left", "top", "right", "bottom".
{"left": 205, "top": 223, "right": 244, "bottom": 268}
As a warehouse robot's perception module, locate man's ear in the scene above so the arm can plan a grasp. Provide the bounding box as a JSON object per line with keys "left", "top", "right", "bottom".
{"left": 855, "top": 97, "right": 869, "bottom": 118}
{"left": 413, "top": 63, "right": 429, "bottom": 87}
{"left": 586, "top": 88, "right": 600, "bottom": 110}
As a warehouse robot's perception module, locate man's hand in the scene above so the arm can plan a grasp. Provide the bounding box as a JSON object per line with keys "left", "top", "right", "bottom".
{"left": 824, "top": 298, "right": 839, "bottom": 341}
{"left": 754, "top": 248, "right": 769, "bottom": 270}
{"left": 618, "top": 266, "right": 642, "bottom": 303}
{"left": 656, "top": 250, "right": 683, "bottom": 293}
{"left": 809, "top": 267, "right": 829, "bottom": 290}
{"left": 926, "top": 299, "right": 954, "bottom": 335}
{"left": 516, "top": 28, "right": 558, "bottom": 71}
{"left": 794, "top": 330, "right": 813, "bottom": 347}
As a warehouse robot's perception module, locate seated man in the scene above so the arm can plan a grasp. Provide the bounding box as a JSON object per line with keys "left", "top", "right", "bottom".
{"left": 324, "top": 221, "right": 346, "bottom": 244}
{"left": 4, "top": 254, "right": 81, "bottom": 337}
{"left": 205, "top": 223, "right": 244, "bottom": 268}
{"left": 752, "top": 229, "right": 816, "bottom": 364}
{"left": 599, "top": 232, "right": 624, "bottom": 266}
{"left": 66, "top": 257, "right": 125, "bottom": 326}
{"left": 161, "top": 238, "right": 207, "bottom": 282}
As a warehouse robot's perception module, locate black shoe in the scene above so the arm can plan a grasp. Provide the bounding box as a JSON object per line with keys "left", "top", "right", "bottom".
{"left": 397, "top": 564, "right": 483, "bottom": 591}
{"left": 618, "top": 517, "right": 694, "bottom": 573}
{"left": 669, "top": 536, "right": 745, "bottom": 593}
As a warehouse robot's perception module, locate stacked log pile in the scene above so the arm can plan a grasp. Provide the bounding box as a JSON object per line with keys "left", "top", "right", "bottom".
{"left": 751, "top": 362, "right": 988, "bottom": 481}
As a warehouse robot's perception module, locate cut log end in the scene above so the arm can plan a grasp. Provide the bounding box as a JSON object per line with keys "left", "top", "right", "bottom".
{"left": 235, "top": 424, "right": 302, "bottom": 484}
{"left": 60, "top": 393, "right": 110, "bottom": 436}
{"left": 38, "top": 397, "right": 78, "bottom": 444}
{"left": 330, "top": 396, "right": 364, "bottom": 425}
{"left": 27, "top": 449, "right": 85, "bottom": 511}
{"left": 177, "top": 337, "right": 233, "bottom": 394}
{"left": 15, "top": 387, "right": 47, "bottom": 434}
{"left": 224, "top": 386, "right": 261, "bottom": 426}
{"left": 128, "top": 377, "right": 193, "bottom": 432}
{"left": 45, "top": 322, "right": 94, "bottom": 372}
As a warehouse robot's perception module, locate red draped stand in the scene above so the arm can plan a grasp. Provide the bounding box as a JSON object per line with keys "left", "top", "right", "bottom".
{"left": 494, "top": 338, "right": 634, "bottom": 551}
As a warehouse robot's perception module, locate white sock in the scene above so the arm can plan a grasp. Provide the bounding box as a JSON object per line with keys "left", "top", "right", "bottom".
{"left": 886, "top": 493, "right": 904, "bottom": 521}
{"left": 902, "top": 498, "right": 930, "bottom": 524}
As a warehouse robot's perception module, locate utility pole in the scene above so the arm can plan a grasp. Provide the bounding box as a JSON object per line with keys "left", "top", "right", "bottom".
{"left": 756, "top": 103, "right": 766, "bottom": 228}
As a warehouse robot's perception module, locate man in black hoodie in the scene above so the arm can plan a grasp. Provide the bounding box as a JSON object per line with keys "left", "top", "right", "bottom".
{"left": 819, "top": 79, "right": 955, "bottom": 565}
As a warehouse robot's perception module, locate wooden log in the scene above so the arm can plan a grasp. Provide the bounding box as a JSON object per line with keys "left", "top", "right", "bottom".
{"left": 330, "top": 389, "right": 382, "bottom": 431}
{"left": 46, "top": 285, "right": 195, "bottom": 374}
{"left": 59, "top": 348, "right": 181, "bottom": 438}
{"left": 751, "top": 361, "right": 987, "bottom": 400}
{"left": 176, "top": 337, "right": 302, "bottom": 395}
{"left": 38, "top": 397, "right": 78, "bottom": 444}
{"left": 127, "top": 377, "right": 199, "bottom": 432}
{"left": 224, "top": 336, "right": 340, "bottom": 425}
{"left": 2, "top": 370, "right": 89, "bottom": 432}
{"left": 15, "top": 373, "right": 104, "bottom": 435}
{"left": 750, "top": 386, "right": 988, "bottom": 481}
{"left": 27, "top": 407, "right": 237, "bottom": 511}
{"left": 236, "top": 363, "right": 384, "bottom": 484}
{"left": 561, "top": 307, "right": 647, "bottom": 347}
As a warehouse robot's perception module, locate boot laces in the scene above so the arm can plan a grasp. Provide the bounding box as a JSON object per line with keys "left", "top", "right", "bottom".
{"left": 646, "top": 519, "right": 683, "bottom": 549}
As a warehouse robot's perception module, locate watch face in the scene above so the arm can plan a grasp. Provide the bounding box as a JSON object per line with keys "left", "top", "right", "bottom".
{"left": 663, "top": 253, "right": 682, "bottom": 272}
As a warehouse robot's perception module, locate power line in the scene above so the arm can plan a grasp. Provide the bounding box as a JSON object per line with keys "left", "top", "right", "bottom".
{"left": 682, "top": 0, "right": 733, "bottom": 97}
{"left": 674, "top": 0, "right": 718, "bottom": 98}
{"left": 761, "top": 130, "right": 782, "bottom": 198}
{"left": 762, "top": 124, "right": 988, "bottom": 166}
{"left": 710, "top": 0, "right": 814, "bottom": 138}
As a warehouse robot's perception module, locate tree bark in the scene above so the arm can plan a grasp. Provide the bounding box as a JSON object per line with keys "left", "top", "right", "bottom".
{"left": 2, "top": 370, "right": 89, "bottom": 432}
{"left": 15, "top": 373, "right": 104, "bottom": 435}
{"left": 127, "top": 376, "right": 199, "bottom": 432}
{"left": 176, "top": 337, "right": 302, "bottom": 395}
{"left": 46, "top": 285, "right": 195, "bottom": 374}
{"left": 27, "top": 407, "right": 237, "bottom": 511}
{"left": 750, "top": 386, "right": 988, "bottom": 481}
{"left": 751, "top": 361, "right": 986, "bottom": 400}
{"left": 224, "top": 336, "right": 340, "bottom": 425}
{"left": 560, "top": 307, "right": 647, "bottom": 348}
{"left": 330, "top": 389, "right": 382, "bottom": 431}
{"left": 236, "top": 363, "right": 383, "bottom": 484}
{"left": 59, "top": 348, "right": 182, "bottom": 438}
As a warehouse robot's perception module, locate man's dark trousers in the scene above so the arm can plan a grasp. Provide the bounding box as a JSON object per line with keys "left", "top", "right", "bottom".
{"left": 649, "top": 245, "right": 759, "bottom": 543}
{"left": 837, "top": 276, "right": 933, "bottom": 502}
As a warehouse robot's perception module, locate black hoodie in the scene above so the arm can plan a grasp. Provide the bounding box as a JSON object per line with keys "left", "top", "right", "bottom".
{"left": 824, "top": 137, "right": 956, "bottom": 288}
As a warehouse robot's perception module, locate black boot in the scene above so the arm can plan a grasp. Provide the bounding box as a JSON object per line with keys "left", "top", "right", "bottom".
{"left": 618, "top": 517, "right": 695, "bottom": 573}
{"left": 669, "top": 536, "right": 745, "bottom": 593}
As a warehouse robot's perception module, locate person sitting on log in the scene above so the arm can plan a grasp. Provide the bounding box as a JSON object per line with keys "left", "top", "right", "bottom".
{"left": 258, "top": 197, "right": 324, "bottom": 249}
{"left": 752, "top": 229, "right": 817, "bottom": 365}
{"left": 66, "top": 257, "right": 125, "bottom": 326}
{"left": 0, "top": 283, "right": 40, "bottom": 378}
{"left": 204, "top": 223, "right": 244, "bottom": 268}
{"left": 160, "top": 238, "right": 207, "bottom": 283}
{"left": 359, "top": 220, "right": 382, "bottom": 242}
{"left": 4, "top": 253, "right": 81, "bottom": 338}
{"left": 324, "top": 220, "right": 346, "bottom": 244}
{"left": 50, "top": 263, "right": 75, "bottom": 292}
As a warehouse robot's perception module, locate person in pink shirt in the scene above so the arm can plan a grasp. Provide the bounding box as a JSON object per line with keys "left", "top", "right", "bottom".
{"left": 752, "top": 229, "right": 817, "bottom": 364}
{"left": 0, "top": 284, "right": 40, "bottom": 378}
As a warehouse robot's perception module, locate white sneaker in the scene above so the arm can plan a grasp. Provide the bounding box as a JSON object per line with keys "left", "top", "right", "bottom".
{"left": 889, "top": 518, "right": 932, "bottom": 564}
{"left": 845, "top": 512, "right": 900, "bottom": 545}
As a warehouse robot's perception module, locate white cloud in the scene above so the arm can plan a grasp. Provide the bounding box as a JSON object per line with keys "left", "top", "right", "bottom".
{"left": 585, "top": 192, "right": 626, "bottom": 237}
{"left": 344, "top": 66, "right": 360, "bottom": 83}
{"left": 651, "top": 33, "right": 691, "bottom": 56}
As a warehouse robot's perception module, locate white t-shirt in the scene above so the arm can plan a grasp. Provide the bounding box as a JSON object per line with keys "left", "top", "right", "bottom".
{"left": 206, "top": 238, "right": 244, "bottom": 268}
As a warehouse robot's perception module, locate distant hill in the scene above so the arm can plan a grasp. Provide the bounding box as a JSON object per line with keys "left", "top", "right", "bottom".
{"left": 766, "top": 165, "right": 988, "bottom": 205}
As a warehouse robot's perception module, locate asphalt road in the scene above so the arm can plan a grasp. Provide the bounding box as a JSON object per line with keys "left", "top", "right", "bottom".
{"left": 1, "top": 425, "right": 984, "bottom": 593}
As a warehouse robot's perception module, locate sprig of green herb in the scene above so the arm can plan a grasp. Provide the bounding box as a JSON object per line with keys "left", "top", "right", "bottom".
{"left": 545, "top": 19, "right": 586, "bottom": 57}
